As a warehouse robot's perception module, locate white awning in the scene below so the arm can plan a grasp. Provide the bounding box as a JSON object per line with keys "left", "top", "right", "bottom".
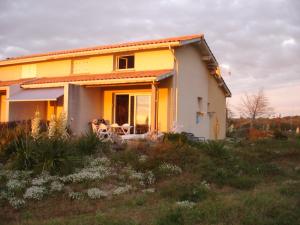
{"left": 8, "top": 88, "right": 64, "bottom": 102}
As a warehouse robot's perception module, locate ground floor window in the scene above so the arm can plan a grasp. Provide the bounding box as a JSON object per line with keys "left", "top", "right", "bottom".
{"left": 114, "top": 93, "right": 150, "bottom": 134}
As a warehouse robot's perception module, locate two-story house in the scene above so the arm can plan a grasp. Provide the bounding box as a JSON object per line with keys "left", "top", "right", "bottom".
{"left": 0, "top": 34, "right": 231, "bottom": 139}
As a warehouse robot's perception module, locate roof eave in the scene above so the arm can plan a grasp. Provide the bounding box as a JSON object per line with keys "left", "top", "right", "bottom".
{"left": 0, "top": 42, "right": 181, "bottom": 66}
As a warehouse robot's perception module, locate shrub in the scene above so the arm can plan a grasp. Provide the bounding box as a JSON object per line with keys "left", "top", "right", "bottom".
{"left": 157, "top": 163, "right": 182, "bottom": 177}
{"left": 160, "top": 181, "right": 210, "bottom": 202}
{"left": 279, "top": 181, "right": 300, "bottom": 197}
{"left": 74, "top": 132, "right": 103, "bottom": 155}
{"left": 163, "top": 133, "right": 188, "bottom": 145}
{"left": 228, "top": 176, "right": 258, "bottom": 190}
{"left": 33, "top": 137, "right": 80, "bottom": 175}
{"left": 203, "top": 140, "right": 230, "bottom": 159}
{"left": 156, "top": 208, "right": 184, "bottom": 225}
{"left": 273, "top": 130, "right": 288, "bottom": 140}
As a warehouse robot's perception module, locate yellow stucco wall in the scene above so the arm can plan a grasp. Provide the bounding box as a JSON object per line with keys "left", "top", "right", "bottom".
{"left": 88, "top": 55, "right": 114, "bottom": 74}
{"left": 0, "top": 65, "right": 22, "bottom": 80}
{"left": 0, "top": 49, "right": 174, "bottom": 80}
{"left": 37, "top": 60, "right": 72, "bottom": 77}
{"left": 0, "top": 93, "right": 7, "bottom": 122}
{"left": 135, "top": 49, "right": 174, "bottom": 71}
{"left": 46, "top": 96, "right": 64, "bottom": 120}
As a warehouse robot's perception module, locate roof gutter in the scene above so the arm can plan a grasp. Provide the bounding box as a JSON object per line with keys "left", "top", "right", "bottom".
{"left": 21, "top": 75, "right": 174, "bottom": 89}
{"left": 0, "top": 42, "right": 181, "bottom": 66}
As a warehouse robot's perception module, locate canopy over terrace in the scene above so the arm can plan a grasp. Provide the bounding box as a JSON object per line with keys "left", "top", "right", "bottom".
{"left": 8, "top": 87, "right": 64, "bottom": 102}
{"left": 7, "top": 86, "right": 64, "bottom": 122}
{"left": 19, "top": 69, "right": 174, "bottom": 134}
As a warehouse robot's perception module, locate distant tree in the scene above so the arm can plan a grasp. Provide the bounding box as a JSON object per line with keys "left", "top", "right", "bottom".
{"left": 226, "top": 101, "right": 235, "bottom": 120}
{"left": 238, "top": 89, "right": 273, "bottom": 128}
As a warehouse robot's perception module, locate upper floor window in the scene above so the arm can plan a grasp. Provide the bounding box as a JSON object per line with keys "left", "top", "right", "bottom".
{"left": 117, "top": 55, "right": 134, "bottom": 70}
{"left": 21, "top": 64, "right": 37, "bottom": 78}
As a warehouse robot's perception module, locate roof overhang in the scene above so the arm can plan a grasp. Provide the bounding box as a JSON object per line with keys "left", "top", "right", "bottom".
{"left": 0, "top": 42, "right": 180, "bottom": 66}
{"left": 8, "top": 87, "right": 64, "bottom": 102}
{"left": 21, "top": 70, "right": 174, "bottom": 89}
{"left": 192, "top": 38, "right": 231, "bottom": 97}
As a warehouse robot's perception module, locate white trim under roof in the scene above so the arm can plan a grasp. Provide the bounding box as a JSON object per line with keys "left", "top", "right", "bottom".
{"left": 8, "top": 87, "right": 64, "bottom": 102}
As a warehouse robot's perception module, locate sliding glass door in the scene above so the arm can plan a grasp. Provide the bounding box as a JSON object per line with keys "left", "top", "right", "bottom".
{"left": 114, "top": 94, "right": 151, "bottom": 134}
{"left": 135, "top": 95, "right": 150, "bottom": 134}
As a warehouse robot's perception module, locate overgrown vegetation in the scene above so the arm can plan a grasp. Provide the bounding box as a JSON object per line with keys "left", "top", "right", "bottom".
{"left": 0, "top": 130, "right": 299, "bottom": 225}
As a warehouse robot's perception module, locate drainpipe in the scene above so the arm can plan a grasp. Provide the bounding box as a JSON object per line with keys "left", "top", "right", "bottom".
{"left": 168, "top": 44, "right": 179, "bottom": 126}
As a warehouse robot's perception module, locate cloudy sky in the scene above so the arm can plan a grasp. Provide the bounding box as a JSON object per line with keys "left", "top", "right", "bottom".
{"left": 0, "top": 0, "right": 299, "bottom": 116}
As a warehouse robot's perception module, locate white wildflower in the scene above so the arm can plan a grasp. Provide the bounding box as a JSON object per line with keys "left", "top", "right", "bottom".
{"left": 201, "top": 180, "right": 210, "bottom": 190}
{"left": 8, "top": 197, "right": 25, "bottom": 209}
{"left": 6, "top": 179, "right": 26, "bottom": 191}
{"left": 24, "top": 186, "right": 47, "bottom": 200}
{"left": 68, "top": 192, "right": 84, "bottom": 200}
{"left": 32, "top": 173, "right": 52, "bottom": 186}
{"left": 176, "top": 200, "right": 196, "bottom": 208}
{"left": 142, "top": 188, "right": 155, "bottom": 193}
{"left": 144, "top": 171, "right": 155, "bottom": 185}
{"left": 113, "top": 185, "right": 132, "bottom": 195}
{"left": 50, "top": 181, "right": 64, "bottom": 192}
{"left": 31, "top": 110, "right": 41, "bottom": 139}
{"left": 87, "top": 188, "right": 108, "bottom": 199}
{"left": 159, "top": 163, "right": 182, "bottom": 176}
{"left": 90, "top": 157, "right": 111, "bottom": 167}
{"left": 129, "top": 171, "right": 144, "bottom": 180}
{"left": 138, "top": 155, "right": 148, "bottom": 163}
{"left": 61, "top": 165, "right": 111, "bottom": 183}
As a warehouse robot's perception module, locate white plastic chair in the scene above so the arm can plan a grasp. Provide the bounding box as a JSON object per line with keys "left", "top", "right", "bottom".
{"left": 99, "top": 123, "right": 111, "bottom": 140}
{"left": 121, "top": 123, "right": 131, "bottom": 135}
{"left": 91, "top": 123, "right": 100, "bottom": 138}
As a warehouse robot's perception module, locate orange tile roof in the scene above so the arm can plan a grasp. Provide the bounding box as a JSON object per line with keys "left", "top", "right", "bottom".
{"left": 0, "top": 78, "right": 35, "bottom": 87}
{"left": 2, "top": 34, "right": 203, "bottom": 62}
{"left": 23, "top": 69, "right": 173, "bottom": 86}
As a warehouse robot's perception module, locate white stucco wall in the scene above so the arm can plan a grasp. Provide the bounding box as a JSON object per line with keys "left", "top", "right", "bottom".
{"left": 66, "top": 84, "right": 101, "bottom": 135}
{"left": 175, "top": 44, "right": 211, "bottom": 139}
{"left": 208, "top": 75, "right": 227, "bottom": 139}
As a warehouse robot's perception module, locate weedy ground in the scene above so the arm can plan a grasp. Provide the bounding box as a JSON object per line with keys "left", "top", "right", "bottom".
{"left": 0, "top": 133, "right": 299, "bottom": 225}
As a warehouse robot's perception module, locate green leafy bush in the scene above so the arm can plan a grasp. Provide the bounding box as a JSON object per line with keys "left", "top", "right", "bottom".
{"left": 160, "top": 181, "right": 210, "bottom": 202}
{"left": 204, "top": 140, "right": 230, "bottom": 159}
{"left": 273, "top": 130, "right": 288, "bottom": 140}
{"left": 74, "top": 131, "right": 102, "bottom": 155}
{"left": 228, "top": 176, "right": 258, "bottom": 190}
{"left": 156, "top": 208, "right": 184, "bottom": 225}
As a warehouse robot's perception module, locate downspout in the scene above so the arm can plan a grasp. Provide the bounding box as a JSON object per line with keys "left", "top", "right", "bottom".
{"left": 168, "top": 44, "right": 179, "bottom": 125}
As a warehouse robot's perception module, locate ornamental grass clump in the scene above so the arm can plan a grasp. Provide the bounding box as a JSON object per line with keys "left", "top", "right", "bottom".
{"left": 23, "top": 186, "right": 47, "bottom": 200}
{"left": 48, "top": 112, "right": 69, "bottom": 139}
{"left": 31, "top": 110, "right": 41, "bottom": 140}
{"left": 87, "top": 188, "right": 108, "bottom": 199}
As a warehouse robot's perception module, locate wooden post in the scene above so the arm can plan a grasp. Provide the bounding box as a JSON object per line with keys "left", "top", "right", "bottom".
{"left": 151, "top": 82, "right": 158, "bottom": 133}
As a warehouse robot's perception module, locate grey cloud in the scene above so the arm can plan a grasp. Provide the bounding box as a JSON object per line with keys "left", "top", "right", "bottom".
{"left": 0, "top": 0, "right": 300, "bottom": 114}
